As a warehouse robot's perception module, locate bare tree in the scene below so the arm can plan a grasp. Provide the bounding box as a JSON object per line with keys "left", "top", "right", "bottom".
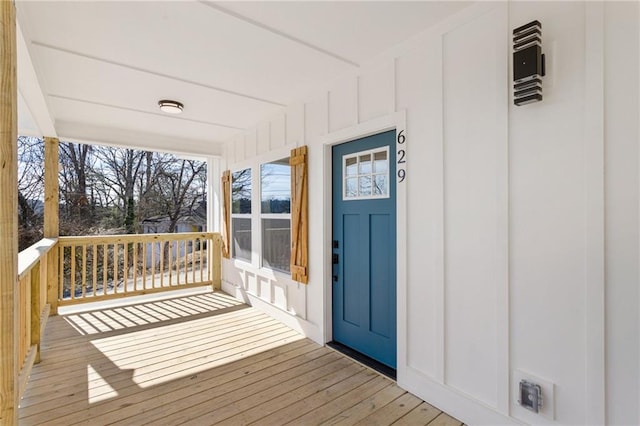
{"left": 18, "top": 138, "right": 207, "bottom": 248}
{"left": 154, "top": 158, "right": 207, "bottom": 233}
{"left": 17, "top": 136, "right": 45, "bottom": 249}
{"left": 93, "top": 147, "right": 148, "bottom": 233}
{"left": 59, "top": 142, "right": 94, "bottom": 232}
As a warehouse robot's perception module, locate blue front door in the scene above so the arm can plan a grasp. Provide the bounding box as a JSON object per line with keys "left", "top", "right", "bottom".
{"left": 332, "top": 130, "right": 397, "bottom": 368}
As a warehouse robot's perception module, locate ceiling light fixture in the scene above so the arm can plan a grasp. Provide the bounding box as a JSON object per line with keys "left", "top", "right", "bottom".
{"left": 158, "top": 99, "right": 184, "bottom": 114}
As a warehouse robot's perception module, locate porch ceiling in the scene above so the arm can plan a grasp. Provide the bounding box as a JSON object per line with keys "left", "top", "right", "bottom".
{"left": 16, "top": 1, "right": 470, "bottom": 155}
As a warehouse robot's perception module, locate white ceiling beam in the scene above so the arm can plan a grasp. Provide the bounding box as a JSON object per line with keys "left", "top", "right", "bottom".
{"left": 55, "top": 120, "right": 223, "bottom": 158}
{"left": 48, "top": 94, "right": 244, "bottom": 131}
{"left": 199, "top": 1, "right": 361, "bottom": 68}
{"left": 33, "top": 41, "right": 287, "bottom": 108}
{"left": 16, "top": 21, "right": 56, "bottom": 137}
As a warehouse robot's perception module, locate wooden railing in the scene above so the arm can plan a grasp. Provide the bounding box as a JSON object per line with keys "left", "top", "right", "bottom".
{"left": 57, "top": 232, "right": 221, "bottom": 305}
{"left": 16, "top": 238, "right": 57, "bottom": 398}
{"left": 10, "top": 232, "right": 222, "bottom": 401}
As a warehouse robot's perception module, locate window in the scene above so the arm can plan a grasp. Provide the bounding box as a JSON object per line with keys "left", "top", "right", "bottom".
{"left": 343, "top": 147, "right": 389, "bottom": 200}
{"left": 261, "top": 159, "right": 291, "bottom": 273}
{"left": 231, "top": 168, "right": 252, "bottom": 262}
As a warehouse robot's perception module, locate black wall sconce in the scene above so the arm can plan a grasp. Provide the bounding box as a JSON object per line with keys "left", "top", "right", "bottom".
{"left": 513, "top": 20, "right": 545, "bottom": 106}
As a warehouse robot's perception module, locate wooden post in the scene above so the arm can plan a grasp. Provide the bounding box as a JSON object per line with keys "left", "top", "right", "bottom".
{"left": 44, "top": 137, "right": 59, "bottom": 315}
{"left": 212, "top": 234, "right": 221, "bottom": 290}
{"left": 30, "top": 262, "right": 41, "bottom": 364}
{"left": 0, "top": 1, "right": 19, "bottom": 424}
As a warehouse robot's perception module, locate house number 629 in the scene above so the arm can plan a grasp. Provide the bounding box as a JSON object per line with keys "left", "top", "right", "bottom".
{"left": 397, "top": 130, "right": 406, "bottom": 183}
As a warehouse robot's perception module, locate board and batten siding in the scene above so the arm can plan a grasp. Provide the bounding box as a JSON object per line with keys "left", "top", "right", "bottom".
{"left": 603, "top": 2, "right": 640, "bottom": 426}
{"left": 220, "top": 2, "right": 639, "bottom": 425}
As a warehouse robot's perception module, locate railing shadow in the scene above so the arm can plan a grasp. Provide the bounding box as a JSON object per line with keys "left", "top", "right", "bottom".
{"left": 59, "top": 291, "right": 247, "bottom": 338}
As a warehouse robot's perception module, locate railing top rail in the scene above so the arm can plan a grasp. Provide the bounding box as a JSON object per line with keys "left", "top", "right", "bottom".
{"left": 18, "top": 238, "right": 58, "bottom": 280}
{"left": 58, "top": 232, "right": 219, "bottom": 246}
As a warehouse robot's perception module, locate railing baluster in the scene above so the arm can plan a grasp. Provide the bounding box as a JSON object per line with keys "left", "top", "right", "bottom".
{"left": 114, "top": 243, "right": 119, "bottom": 295}
{"left": 168, "top": 241, "right": 173, "bottom": 286}
{"left": 123, "top": 241, "right": 129, "bottom": 294}
{"left": 81, "top": 245, "right": 87, "bottom": 298}
{"left": 102, "top": 244, "right": 108, "bottom": 297}
{"left": 200, "top": 237, "right": 205, "bottom": 283}
{"left": 70, "top": 245, "right": 76, "bottom": 300}
{"left": 160, "top": 241, "right": 165, "bottom": 288}
{"left": 151, "top": 241, "right": 156, "bottom": 289}
{"left": 59, "top": 245, "right": 64, "bottom": 302}
{"left": 19, "top": 273, "right": 27, "bottom": 364}
{"left": 30, "top": 262, "right": 41, "bottom": 363}
{"left": 92, "top": 244, "right": 98, "bottom": 298}
{"left": 183, "top": 239, "right": 188, "bottom": 285}
{"left": 175, "top": 239, "right": 179, "bottom": 285}
{"left": 175, "top": 240, "right": 179, "bottom": 285}
{"left": 180, "top": 239, "right": 185, "bottom": 285}
{"left": 142, "top": 242, "right": 147, "bottom": 290}
{"left": 211, "top": 236, "right": 214, "bottom": 282}
{"left": 133, "top": 242, "right": 138, "bottom": 291}
{"left": 191, "top": 238, "right": 196, "bottom": 285}
{"left": 39, "top": 253, "right": 47, "bottom": 309}
{"left": 25, "top": 273, "right": 29, "bottom": 361}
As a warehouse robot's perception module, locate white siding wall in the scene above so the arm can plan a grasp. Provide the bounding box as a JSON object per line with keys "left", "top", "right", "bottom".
{"left": 220, "top": 2, "right": 639, "bottom": 425}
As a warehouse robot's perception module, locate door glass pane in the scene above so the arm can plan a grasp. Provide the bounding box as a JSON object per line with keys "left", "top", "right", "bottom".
{"left": 373, "top": 175, "right": 387, "bottom": 195}
{"left": 345, "top": 177, "right": 358, "bottom": 197}
{"left": 359, "top": 176, "right": 372, "bottom": 196}
{"left": 374, "top": 151, "right": 388, "bottom": 173}
{"left": 345, "top": 157, "right": 358, "bottom": 176}
{"left": 359, "top": 154, "right": 372, "bottom": 174}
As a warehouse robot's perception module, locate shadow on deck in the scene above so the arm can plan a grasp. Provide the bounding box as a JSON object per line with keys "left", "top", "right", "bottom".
{"left": 19, "top": 290, "right": 462, "bottom": 425}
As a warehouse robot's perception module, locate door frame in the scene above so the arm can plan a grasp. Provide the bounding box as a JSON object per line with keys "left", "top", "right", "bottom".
{"left": 321, "top": 111, "right": 407, "bottom": 381}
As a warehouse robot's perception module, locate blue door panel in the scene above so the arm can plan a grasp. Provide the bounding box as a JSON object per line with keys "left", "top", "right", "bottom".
{"left": 370, "top": 213, "right": 392, "bottom": 338}
{"left": 343, "top": 214, "right": 362, "bottom": 326}
{"left": 332, "top": 130, "right": 397, "bottom": 369}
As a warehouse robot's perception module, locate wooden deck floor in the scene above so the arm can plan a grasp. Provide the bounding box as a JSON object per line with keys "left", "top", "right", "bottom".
{"left": 19, "top": 290, "right": 462, "bottom": 426}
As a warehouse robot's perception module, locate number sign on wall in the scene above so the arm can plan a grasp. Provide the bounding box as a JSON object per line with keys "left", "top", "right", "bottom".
{"left": 397, "top": 130, "right": 406, "bottom": 183}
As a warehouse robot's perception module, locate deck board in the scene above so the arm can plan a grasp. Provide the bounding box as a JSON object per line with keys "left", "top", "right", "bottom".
{"left": 391, "top": 402, "right": 442, "bottom": 425}
{"left": 19, "top": 290, "right": 462, "bottom": 426}
{"left": 354, "top": 392, "right": 424, "bottom": 426}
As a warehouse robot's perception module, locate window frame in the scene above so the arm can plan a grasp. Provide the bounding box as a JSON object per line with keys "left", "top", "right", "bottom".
{"left": 259, "top": 157, "right": 292, "bottom": 274}
{"left": 342, "top": 146, "right": 390, "bottom": 201}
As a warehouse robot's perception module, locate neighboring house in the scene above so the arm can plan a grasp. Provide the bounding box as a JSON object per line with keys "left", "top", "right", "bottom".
{"left": 140, "top": 202, "right": 207, "bottom": 266}
{"left": 140, "top": 201, "right": 207, "bottom": 235}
